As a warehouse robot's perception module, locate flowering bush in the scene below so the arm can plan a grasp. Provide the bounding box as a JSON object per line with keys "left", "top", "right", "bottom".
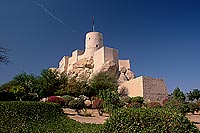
{"left": 92, "top": 99, "right": 104, "bottom": 116}
{"left": 162, "top": 98, "right": 168, "bottom": 106}
{"left": 92, "top": 99, "right": 103, "bottom": 109}
{"left": 46, "top": 96, "right": 65, "bottom": 106}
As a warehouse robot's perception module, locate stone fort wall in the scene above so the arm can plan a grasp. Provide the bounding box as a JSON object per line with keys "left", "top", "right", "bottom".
{"left": 120, "top": 76, "right": 168, "bottom": 101}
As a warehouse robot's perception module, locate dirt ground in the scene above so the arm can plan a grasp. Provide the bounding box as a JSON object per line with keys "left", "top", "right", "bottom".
{"left": 63, "top": 108, "right": 200, "bottom": 130}
{"left": 186, "top": 112, "right": 200, "bottom": 130}
{"left": 63, "top": 108, "right": 109, "bottom": 124}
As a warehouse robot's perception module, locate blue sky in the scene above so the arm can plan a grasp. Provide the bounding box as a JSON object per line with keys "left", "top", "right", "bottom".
{"left": 0, "top": 0, "right": 200, "bottom": 93}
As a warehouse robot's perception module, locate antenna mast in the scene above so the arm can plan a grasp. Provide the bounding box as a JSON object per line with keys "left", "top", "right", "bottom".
{"left": 92, "top": 16, "right": 95, "bottom": 32}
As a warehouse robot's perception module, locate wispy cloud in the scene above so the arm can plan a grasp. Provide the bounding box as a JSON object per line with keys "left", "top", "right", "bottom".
{"left": 32, "top": 0, "right": 65, "bottom": 25}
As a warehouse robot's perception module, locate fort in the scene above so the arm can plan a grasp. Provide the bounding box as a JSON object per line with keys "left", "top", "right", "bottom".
{"left": 52, "top": 30, "right": 168, "bottom": 102}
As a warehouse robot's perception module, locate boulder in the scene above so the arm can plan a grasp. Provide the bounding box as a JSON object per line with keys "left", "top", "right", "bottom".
{"left": 125, "top": 69, "right": 135, "bottom": 80}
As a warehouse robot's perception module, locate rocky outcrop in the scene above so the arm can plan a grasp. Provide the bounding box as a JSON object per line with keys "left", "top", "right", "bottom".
{"left": 118, "top": 67, "right": 135, "bottom": 83}
{"left": 93, "top": 60, "right": 118, "bottom": 77}
{"left": 67, "top": 57, "right": 135, "bottom": 82}
{"left": 68, "top": 57, "right": 94, "bottom": 79}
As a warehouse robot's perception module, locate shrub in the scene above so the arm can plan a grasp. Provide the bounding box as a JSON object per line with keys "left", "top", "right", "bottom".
{"left": 119, "top": 96, "right": 132, "bottom": 105}
{"left": 187, "top": 102, "right": 200, "bottom": 114}
{"left": 47, "top": 96, "right": 66, "bottom": 106}
{"left": 92, "top": 99, "right": 104, "bottom": 116}
{"left": 98, "top": 89, "right": 123, "bottom": 114}
{"left": 163, "top": 99, "right": 189, "bottom": 114}
{"left": 101, "top": 108, "right": 199, "bottom": 132}
{"left": 162, "top": 98, "right": 168, "bottom": 106}
{"left": 90, "top": 72, "right": 118, "bottom": 96}
{"left": 0, "top": 101, "right": 102, "bottom": 132}
{"left": 146, "top": 101, "right": 162, "bottom": 108}
{"left": 61, "top": 95, "right": 74, "bottom": 107}
{"left": 0, "top": 90, "right": 16, "bottom": 101}
{"left": 21, "top": 93, "right": 39, "bottom": 101}
{"left": 127, "top": 96, "right": 144, "bottom": 108}
{"left": 118, "top": 86, "right": 129, "bottom": 96}
{"left": 68, "top": 99, "right": 85, "bottom": 114}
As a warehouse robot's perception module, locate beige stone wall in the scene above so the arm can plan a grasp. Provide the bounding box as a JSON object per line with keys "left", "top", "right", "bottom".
{"left": 118, "top": 60, "right": 130, "bottom": 71}
{"left": 142, "top": 76, "right": 168, "bottom": 101}
{"left": 68, "top": 50, "right": 84, "bottom": 71}
{"left": 120, "top": 76, "right": 168, "bottom": 102}
{"left": 93, "top": 47, "right": 119, "bottom": 72}
{"left": 93, "top": 47, "right": 105, "bottom": 72}
{"left": 104, "top": 47, "right": 119, "bottom": 67}
{"left": 58, "top": 56, "right": 69, "bottom": 73}
{"left": 120, "top": 76, "right": 143, "bottom": 97}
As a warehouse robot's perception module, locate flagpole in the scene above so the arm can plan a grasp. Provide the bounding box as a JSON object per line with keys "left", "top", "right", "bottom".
{"left": 92, "top": 16, "right": 95, "bottom": 32}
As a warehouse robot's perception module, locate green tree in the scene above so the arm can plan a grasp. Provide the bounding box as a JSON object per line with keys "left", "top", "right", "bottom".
{"left": 187, "top": 89, "right": 200, "bottom": 101}
{"left": 9, "top": 85, "right": 25, "bottom": 100}
{"left": 98, "top": 89, "right": 123, "bottom": 115}
{"left": 172, "top": 87, "right": 186, "bottom": 102}
{"left": 13, "top": 72, "right": 37, "bottom": 94}
{"left": 90, "top": 72, "right": 118, "bottom": 96}
{"left": 0, "top": 80, "right": 17, "bottom": 92}
{"left": 36, "top": 69, "right": 61, "bottom": 98}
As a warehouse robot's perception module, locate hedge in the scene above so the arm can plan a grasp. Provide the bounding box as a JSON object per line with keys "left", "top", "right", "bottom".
{"left": 101, "top": 108, "right": 199, "bottom": 133}
{"left": 0, "top": 101, "right": 101, "bottom": 133}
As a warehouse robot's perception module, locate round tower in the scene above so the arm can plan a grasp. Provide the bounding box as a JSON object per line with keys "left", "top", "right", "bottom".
{"left": 84, "top": 32, "right": 103, "bottom": 57}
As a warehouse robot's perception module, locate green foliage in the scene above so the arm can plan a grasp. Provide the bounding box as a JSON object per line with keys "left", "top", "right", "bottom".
{"left": 90, "top": 72, "right": 118, "bottom": 96}
{"left": 61, "top": 95, "right": 74, "bottom": 107}
{"left": 146, "top": 101, "right": 162, "bottom": 108}
{"left": 36, "top": 69, "right": 61, "bottom": 98}
{"left": 21, "top": 93, "right": 39, "bottom": 101}
{"left": 187, "top": 89, "right": 200, "bottom": 101}
{"left": 163, "top": 99, "right": 189, "bottom": 114}
{"left": 9, "top": 85, "right": 26, "bottom": 100}
{"left": 172, "top": 87, "right": 186, "bottom": 102}
{"left": 13, "top": 72, "right": 38, "bottom": 94}
{"left": 68, "top": 99, "right": 85, "bottom": 114}
{"left": 0, "top": 101, "right": 102, "bottom": 133}
{"left": 187, "top": 102, "right": 200, "bottom": 114}
{"left": 0, "top": 90, "right": 16, "bottom": 101}
{"left": 127, "top": 96, "right": 144, "bottom": 108}
{"left": 118, "top": 86, "right": 129, "bottom": 96}
{"left": 119, "top": 96, "right": 132, "bottom": 104}
{"left": 0, "top": 80, "right": 17, "bottom": 92}
{"left": 101, "top": 108, "right": 199, "bottom": 133}
{"left": 98, "top": 89, "right": 123, "bottom": 114}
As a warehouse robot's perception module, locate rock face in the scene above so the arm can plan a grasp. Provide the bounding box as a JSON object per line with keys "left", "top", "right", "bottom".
{"left": 68, "top": 57, "right": 94, "bottom": 79}
{"left": 67, "top": 57, "right": 135, "bottom": 82}
{"left": 118, "top": 67, "right": 135, "bottom": 83}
